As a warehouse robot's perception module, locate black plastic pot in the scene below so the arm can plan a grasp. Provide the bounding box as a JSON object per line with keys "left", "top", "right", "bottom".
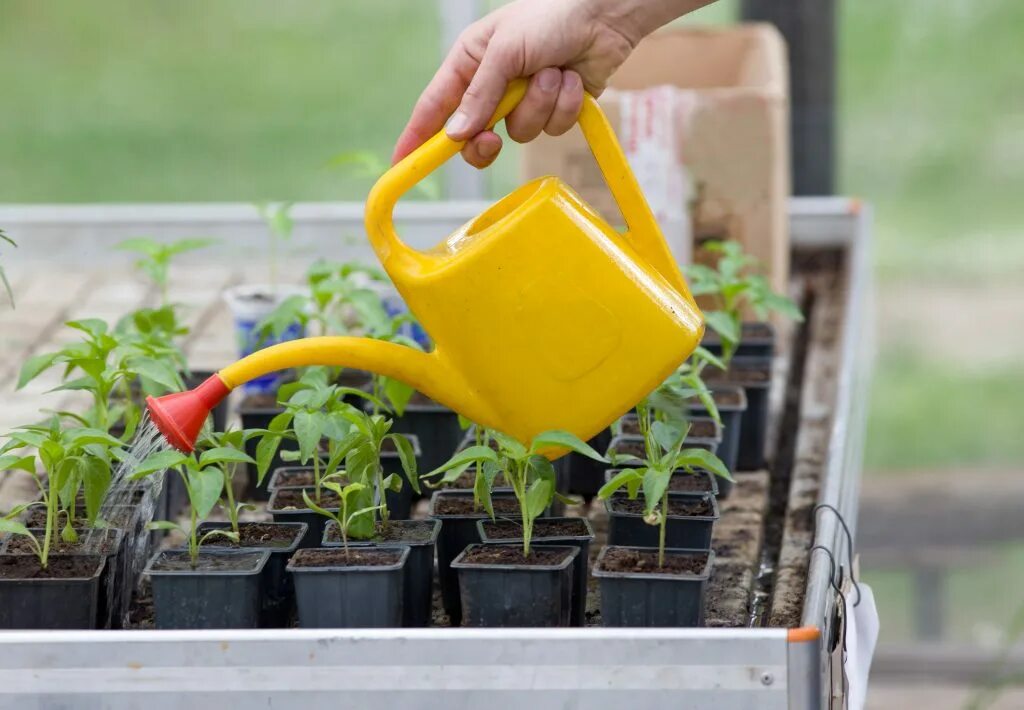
{"left": 288, "top": 546, "right": 409, "bottom": 628}
{"left": 593, "top": 546, "right": 713, "bottom": 627}
{"left": 1, "top": 527, "right": 126, "bottom": 630}
{"left": 702, "top": 321, "right": 776, "bottom": 360}
{"left": 609, "top": 433, "right": 719, "bottom": 462}
{"left": 146, "top": 549, "right": 269, "bottom": 629}
{"left": 0, "top": 554, "right": 105, "bottom": 629}
{"left": 709, "top": 356, "right": 771, "bottom": 471}
{"left": 605, "top": 493, "right": 719, "bottom": 551}
{"left": 390, "top": 396, "right": 463, "bottom": 487}
{"left": 197, "top": 522, "right": 307, "bottom": 628}
{"left": 478, "top": 517, "right": 594, "bottom": 627}
{"left": 563, "top": 428, "right": 612, "bottom": 501}
{"left": 322, "top": 518, "right": 440, "bottom": 627}
{"left": 267, "top": 487, "right": 336, "bottom": 549}
{"left": 604, "top": 468, "right": 719, "bottom": 497}
{"left": 238, "top": 396, "right": 294, "bottom": 501}
{"left": 451, "top": 544, "right": 577, "bottom": 627}
{"left": 688, "top": 385, "right": 748, "bottom": 495}
{"left": 428, "top": 489, "right": 519, "bottom": 626}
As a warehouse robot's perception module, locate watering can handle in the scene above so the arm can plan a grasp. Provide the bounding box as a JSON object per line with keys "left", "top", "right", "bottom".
{"left": 366, "top": 78, "right": 688, "bottom": 294}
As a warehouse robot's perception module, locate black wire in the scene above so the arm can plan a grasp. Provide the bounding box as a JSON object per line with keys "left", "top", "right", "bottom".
{"left": 809, "top": 544, "right": 849, "bottom": 701}
{"left": 813, "top": 503, "right": 862, "bottom": 606}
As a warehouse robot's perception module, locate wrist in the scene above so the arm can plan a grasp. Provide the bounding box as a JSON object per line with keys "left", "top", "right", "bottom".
{"left": 585, "top": 0, "right": 711, "bottom": 43}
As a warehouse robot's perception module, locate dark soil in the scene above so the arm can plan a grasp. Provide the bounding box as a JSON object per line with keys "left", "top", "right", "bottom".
{"left": 5, "top": 529, "right": 118, "bottom": 556}
{"left": 432, "top": 495, "right": 520, "bottom": 517}
{"left": 150, "top": 551, "right": 264, "bottom": 572}
{"left": 706, "top": 363, "right": 771, "bottom": 385}
{"left": 481, "top": 518, "right": 590, "bottom": 540}
{"left": 668, "top": 474, "right": 715, "bottom": 493}
{"left": 707, "top": 389, "right": 745, "bottom": 408}
{"left": 269, "top": 488, "right": 341, "bottom": 510}
{"left": 611, "top": 439, "right": 646, "bottom": 458}
{"left": 324, "top": 520, "right": 436, "bottom": 544}
{"left": 291, "top": 548, "right": 403, "bottom": 568}
{"left": 272, "top": 468, "right": 345, "bottom": 489}
{"left": 201, "top": 523, "right": 301, "bottom": 549}
{"left": 0, "top": 554, "right": 102, "bottom": 579}
{"left": 459, "top": 545, "right": 573, "bottom": 567}
{"left": 598, "top": 548, "right": 708, "bottom": 576}
{"left": 610, "top": 496, "right": 714, "bottom": 517}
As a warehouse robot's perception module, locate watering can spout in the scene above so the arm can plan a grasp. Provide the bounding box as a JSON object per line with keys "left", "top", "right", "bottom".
{"left": 147, "top": 338, "right": 477, "bottom": 453}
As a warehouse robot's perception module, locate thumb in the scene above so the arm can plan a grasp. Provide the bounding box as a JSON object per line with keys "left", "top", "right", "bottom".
{"left": 445, "top": 43, "right": 518, "bottom": 141}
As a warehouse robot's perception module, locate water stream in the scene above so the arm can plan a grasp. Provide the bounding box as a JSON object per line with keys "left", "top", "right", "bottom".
{"left": 83, "top": 414, "right": 170, "bottom": 628}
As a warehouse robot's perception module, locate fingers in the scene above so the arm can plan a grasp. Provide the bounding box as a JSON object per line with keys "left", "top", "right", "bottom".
{"left": 505, "top": 68, "right": 561, "bottom": 143}
{"left": 445, "top": 41, "right": 519, "bottom": 142}
{"left": 461, "top": 131, "right": 503, "bottom": 169}
{"left": 543, "top": 70, "right": 584, "bottom": 137}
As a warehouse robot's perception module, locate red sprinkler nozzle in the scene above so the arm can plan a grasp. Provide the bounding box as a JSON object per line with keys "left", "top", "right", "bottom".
{"left": 146, "top": 374, "right": 231, "bottom": 453}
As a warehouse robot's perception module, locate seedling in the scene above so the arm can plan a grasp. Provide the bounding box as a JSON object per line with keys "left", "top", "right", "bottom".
{"left": 599, "top": 399, "right": 730, "bottom": 567}
{"left": 0, "top": 418, "right": 123, "bottom": 566}
{"left": 195, "top": 429, "right": 257, "bottom": 536}
{"left": 686, "top": 240, "right": 803, "bottom": 362}
{"left": 428, "top": 431, "right": 604, "bottom": 557}
{"left": 134, "top": 446, "right": 253, "bottom": 567}
{"left": 301, "top": 481, "right": 383, "bottom": 561}
{"left": 115, "top": 237, "right": 216, "bottom": 307}
{"left": 17, "top": 318, "right": 184, "bottom": 437}
{"left": 256, "top": 201, "right": 294, "bottom": 292}
{"left": 1, "top": 229, "right": 16, "bottom": 308}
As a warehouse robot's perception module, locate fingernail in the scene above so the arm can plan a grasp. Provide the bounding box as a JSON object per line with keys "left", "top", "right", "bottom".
{"left": 539, "top": 69, "right": 561, "bottom": 92}
{"left": 563, "top": 71, "right": 581, "bottom": 90}
{"left": 478, "top": 141, "right": 500, "bottom": 159}
{"left": 445, "top": 111, "right": 470, "bottom": 138}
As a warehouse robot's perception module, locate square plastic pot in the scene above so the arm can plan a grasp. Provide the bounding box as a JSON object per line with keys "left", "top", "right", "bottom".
{"left": 563, "top": 428, "right": 613, "bottom": 500}
{"left": 197, "top": 521, "right": 308, "bottom": 628}
{"left": 710, "top": 356, "right": 771, "bottom": 471}
{"left": 605, "top": 493, "right": 720, "bottom": 551}
{"left": 604, "top": 468, "right": 719, "bottom": 497}
{"left": 451, "top": 544, "right": 578, "bottom": 628}
{"left": 593, "top": 546, "right": 713, "bottom": 627}
{"left": 477, "top": 517, "right": 594, "bottom": 627}
{"left": 702, "top": 321, "right": 776, "bottom": 360}
{"left": 389, "top": 397, "right": 463, "bottom": 485}
{"left": 427, "top": 489, "right": 519, "bottom": 626}
{"left": 146, "top": 549, "right": 269, "bottom": 629}
{"left": 0, "top": 554, "right": 105, "bottom": 630}
{"left": 267, "top": 487, "right": 336, "bottom": 549}
{"left": 288, "top": 546, "right": 410, "bottom": 628}
{"left": 322, "top": 519, "right": 440, "bottom": 628}
{"left": 688, "top": 385, "right": 748, "bottom": 496}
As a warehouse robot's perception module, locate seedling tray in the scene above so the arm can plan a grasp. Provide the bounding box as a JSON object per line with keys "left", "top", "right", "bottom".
{"left": 0, "top": 198, "right": 871, "bottom": 709}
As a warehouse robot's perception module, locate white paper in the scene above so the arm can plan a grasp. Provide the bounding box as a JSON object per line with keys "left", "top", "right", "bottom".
{"left": 844, "top": 582, "right": 880, "bottom": 710}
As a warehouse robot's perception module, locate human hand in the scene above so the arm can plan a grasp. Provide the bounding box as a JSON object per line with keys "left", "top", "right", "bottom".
{"left": 392, "top": 0, "right": 648, "bottom": 169}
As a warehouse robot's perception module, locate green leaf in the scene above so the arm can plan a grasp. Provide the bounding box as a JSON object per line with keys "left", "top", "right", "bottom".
{"left": 79, "top": 457, "right": 111, "bottom": 524}
{"left": 17, "top": 352, "right": 58, "bottom": 389}
{"left": 198, "top": 447, "right": 255, "bottom": 467}
{"left": 473, "top": 464, "right": 494, "bottom": 518}
{"left": 424, "top": 445, "right": 498, "bottom": 480}
{"left": 598, "top": 468, "right": 642, "bottom": 500}
{"left": 524, "top": 478, "right": 553, "bottom": 520}
{"left": 0, "top": 455, "right": 36, "bottom": 474}
{"left": 382, "top": 473, "right": 402, "bottom": 493}
{"left": 386, "top": 434, "right": 419, "bottom": 495}
{"left": 66, "top": 428, "right": 124, "bottom": 448}
{"left": 526, "top": 455, "right": 557, "bottom": 487}
{"left": 129, "top": 357, "right": 183, "bottom": 393}
{"left": 293, "top": 410, "right": 323, "bottom": 464}
{"left": 301, "top": 489, "right": 338, "bottom": 520}
{"left": 651, "top": 420, "right": 686, "bottom": 455}
{"left": 189, "top": 465, "right": 224, "bottom": 519}
{"left": 129, "top": 449, "right": 188, "bottom": 479}
{"left": 703, "top": 310, "right": 740, "bottom": 345}
{"left": 0, "top": 518, "right": 32, "bottom": 537}
{"left": 491, "top": 431, "right": 527, "bottom": 460}
{"left": 146, "top": 520, "right": 182, "bottom": 532}
{"left": 381, "top": 376, "right": 414, "bottom": 417}
{"left": 674, "top": 448, "right": 733, "bottom": 482}
{"left": 641, "top": 467, "right": 672, "bottom": 517}
{"left": 530, "top": 430, "right": 606, "bottom": 462}
{"left": 65, "top": 318, "right": 108, "bottom": 339}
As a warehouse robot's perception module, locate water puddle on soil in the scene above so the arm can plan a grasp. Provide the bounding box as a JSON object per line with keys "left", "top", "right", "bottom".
{"left": 83, "top": 415, "right": 171, "bottom": 628}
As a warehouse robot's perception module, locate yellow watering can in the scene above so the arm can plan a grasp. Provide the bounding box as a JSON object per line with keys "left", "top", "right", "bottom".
{"left": 147, "top": 79, "right": 704, "bottom": 453}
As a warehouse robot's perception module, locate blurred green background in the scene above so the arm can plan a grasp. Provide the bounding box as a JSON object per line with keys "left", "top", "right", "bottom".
{"left": 1, "top": 0, "right": 1021, "bottom": 652}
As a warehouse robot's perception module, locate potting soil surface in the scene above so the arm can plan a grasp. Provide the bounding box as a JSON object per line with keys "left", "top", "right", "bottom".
{"left": 202, "top": 523, "right": 301, "bottom": 549}
{"left": 270, "top": 489, "right": 341, "bottom": 510}
{"left": 432, "top": 496, "right": 521, "bottom": 516}
{"left": 667, "top": 474, "right": 715, "bottom": 493}
{"left": 458, "top": 545, "right": 574, "bottom": 567}
{"left": 597, "top": 548, "right": 708, "bottom": 576}
{"left": 5, "top": 530, "right": 118, "bottom": 556}
{"left": 292, "top": 548, "right": 403, "bottom": 567}
{"left": 324, "top": 520, "right": 436, "bottom": 544}
{"left": 0, "top": 555, "right": 101, "bottom": 579}
{"left": 482, "top": 518, "right": 590, "bottom": 540}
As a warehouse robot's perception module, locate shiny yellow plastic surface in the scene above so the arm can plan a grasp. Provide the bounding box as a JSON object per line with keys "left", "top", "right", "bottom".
{"left": 219, "top": 79, "right": 704, "bottom": 445}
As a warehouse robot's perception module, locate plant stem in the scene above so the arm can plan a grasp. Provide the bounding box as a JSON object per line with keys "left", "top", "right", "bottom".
{"left": 189, "top": 504, "right": 198, "bottom": 568}
{"left": 223, "top": 467, "right": 239, "bottom": 535}
{"left": 41, "top": 486, "right": 54, "bottom": 569}
{"left": 658, "top": 492, "right": 668, "bottom": 568}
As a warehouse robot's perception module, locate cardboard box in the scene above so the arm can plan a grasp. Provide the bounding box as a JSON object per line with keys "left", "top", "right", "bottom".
{"left": 521, "top": 23, "right": 790, "bottom": 299}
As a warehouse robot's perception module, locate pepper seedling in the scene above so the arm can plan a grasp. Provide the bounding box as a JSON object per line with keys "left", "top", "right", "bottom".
{"left": 0, "top": 418, "right": 123, "bottom": 565}
{"left": 427, "top": 431, "right": 604, "bottom": 557}
{"left": 685, "top": 239, "right": 803, "bottom": 362}
{"left": 115, "top": 236, "right": 216, "bottom": 308}
{"left": 301, "top": 481, "right": 383, "bottom": 561}
{"left": 134, "top": 445, "right": 254, "bottom": 567}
